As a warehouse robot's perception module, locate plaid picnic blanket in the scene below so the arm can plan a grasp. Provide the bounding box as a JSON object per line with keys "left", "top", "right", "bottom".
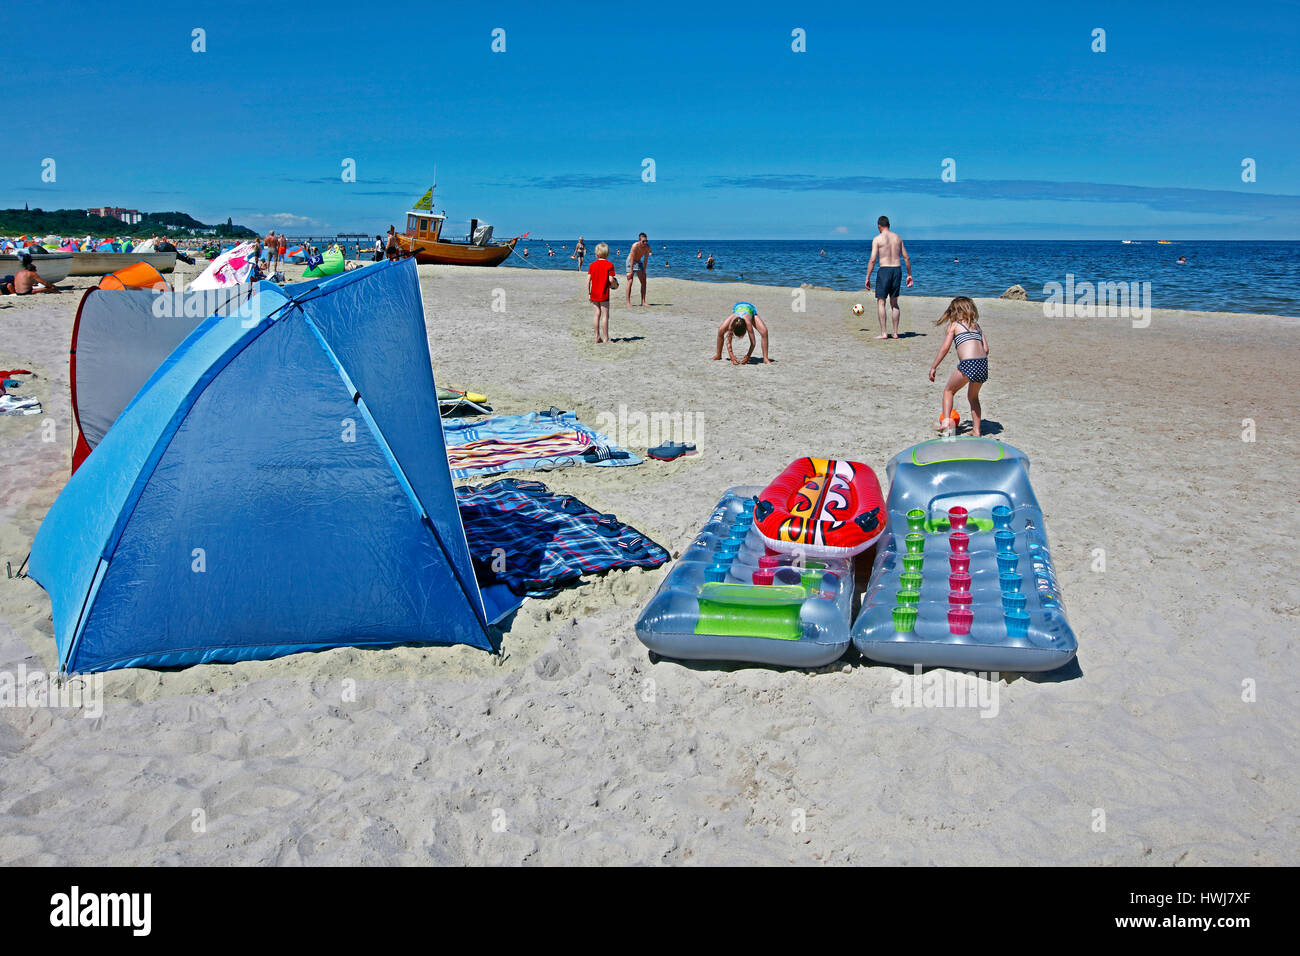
{"left": 443, "top": 409, "right": 640, "bottom": 480}
{"left": 456, "top": 478, "right": 669, "bottom": 597}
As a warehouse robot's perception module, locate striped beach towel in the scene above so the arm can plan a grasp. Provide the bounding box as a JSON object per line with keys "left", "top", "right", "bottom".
{"left": 444, "top": 410, "right": 640, "bottom": 480}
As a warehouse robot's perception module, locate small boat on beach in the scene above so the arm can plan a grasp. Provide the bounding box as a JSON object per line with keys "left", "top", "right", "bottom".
{"left": 0, "top": 252, "right": 73, "bottom": 284}
{"left": 393, "top": 187, "right": 521, "bottom": 266}
{"left": 68, "top": 251, "right": 178, "bottom": 277}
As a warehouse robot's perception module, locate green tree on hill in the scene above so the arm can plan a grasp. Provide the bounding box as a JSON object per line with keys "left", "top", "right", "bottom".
{"left": 0, "top": 208, "right": 256, "bottom": 240}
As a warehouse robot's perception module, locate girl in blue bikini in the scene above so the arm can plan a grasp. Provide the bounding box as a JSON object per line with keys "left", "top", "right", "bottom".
{"left": 712, "top": 301, "right": 771, "bottom": 364}
{"left": 929, "top": 296, "right": 989, "bottom": 436}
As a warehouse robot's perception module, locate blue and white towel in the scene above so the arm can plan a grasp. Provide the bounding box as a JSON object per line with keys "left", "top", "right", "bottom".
{"left": 443, "top": 409, "right": 641, "bottom": 480}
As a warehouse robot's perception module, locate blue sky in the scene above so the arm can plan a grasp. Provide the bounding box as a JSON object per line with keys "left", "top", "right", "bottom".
{"left": 4, "top": 0, "right": 1297, "bottom": 238}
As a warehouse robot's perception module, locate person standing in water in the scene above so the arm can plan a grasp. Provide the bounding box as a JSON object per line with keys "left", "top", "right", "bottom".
{"left": 575, "top": 236, "right": 587, "bottom": 269}
{"left": 626, "top": 232, "right": 650, "bottom": 306}
{"left": 865, "top": 215, "right": 913, "bottom": 339}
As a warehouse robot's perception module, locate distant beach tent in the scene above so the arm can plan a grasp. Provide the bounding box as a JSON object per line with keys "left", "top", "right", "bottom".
{"left": 303, "top": 247, "right": 346, "bottom": 278}
{"left": 97, "top": 261, "right": 169, "bottom": 291}
{"left": 30, "top": 258, "right": 506, "bottom": 673}
{"left": 191, "top": 240, "right": 257, "bottom": 290}
{"left": 68, "top": 283, "right": 252, "bottom": 471}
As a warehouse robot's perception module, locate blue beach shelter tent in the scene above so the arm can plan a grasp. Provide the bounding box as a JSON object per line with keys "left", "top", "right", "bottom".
{"left": 30, "top": 258, "right": 509, "bottom": 673}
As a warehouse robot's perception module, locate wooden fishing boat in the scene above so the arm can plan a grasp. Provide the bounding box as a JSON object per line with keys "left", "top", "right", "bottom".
{"left": 68, "top": 251, "right": 178, "bottom": 276}
{"left": 0, "top": 252, "right": 73, "bottom": 284}
{"left": 392, "top": 188, "right": 521, "bottom": 266}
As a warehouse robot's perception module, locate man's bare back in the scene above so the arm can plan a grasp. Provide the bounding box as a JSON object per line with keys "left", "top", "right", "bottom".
{"left": 13, "top": 268, "right": 58, "bottom": 294}
{"left": 865, "top": 217, "right": 913, "bottom": 338}
{"left": 873, "top": 230, "right": 904, "bottom": 266}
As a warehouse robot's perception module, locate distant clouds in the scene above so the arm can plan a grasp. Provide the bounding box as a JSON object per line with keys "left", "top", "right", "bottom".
{"left": 241, "top": 211, "right": 323, "bottom": 229}
{"left": 703, "top": 174, "right": 1300, "bottom": 219}
{"left": 277, "top": 175, "right": 419, "bottom": 192}
{"left": 496, "top": 174, "right": 637, "bottom": 190}
{"left": 488, "top": 171, "right": 1298, "bottom": 223}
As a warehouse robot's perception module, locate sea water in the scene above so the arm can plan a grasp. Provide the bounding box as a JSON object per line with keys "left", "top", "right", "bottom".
{"left": 513, "top": 239, "right": 1300, "bottom": 317}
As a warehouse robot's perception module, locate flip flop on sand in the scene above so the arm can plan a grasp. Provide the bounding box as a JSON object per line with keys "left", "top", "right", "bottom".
{"left": 582, "top": 445, "right": 629, "bottom": 463}
{"left": 647, "top": 441, "right": 697, "bottom": 461}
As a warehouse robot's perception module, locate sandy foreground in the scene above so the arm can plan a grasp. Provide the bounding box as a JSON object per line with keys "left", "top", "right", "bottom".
{"left": 1, "top": 261, "right": 1297, "bottom": 865}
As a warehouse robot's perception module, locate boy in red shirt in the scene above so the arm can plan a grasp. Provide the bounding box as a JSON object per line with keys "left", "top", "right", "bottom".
{"left": 587, "top": 242, "right": 618, "bottom": 343}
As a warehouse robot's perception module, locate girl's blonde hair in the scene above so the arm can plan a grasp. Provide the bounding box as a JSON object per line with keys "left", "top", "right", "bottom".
{"left": 936, "top": 296, "right": 979, "bottom": 327}
{"left": 594, "top": 242, "right": 609, "bottom": 259}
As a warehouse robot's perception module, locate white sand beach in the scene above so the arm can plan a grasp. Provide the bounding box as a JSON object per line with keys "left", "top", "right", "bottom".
{"left": 1, "top": 263, "right": 1297, "bottom": 865}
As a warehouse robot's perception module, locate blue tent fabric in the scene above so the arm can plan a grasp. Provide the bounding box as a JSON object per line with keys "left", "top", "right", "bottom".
{"left": 29, "top": 258, "right": 506, "bottom": 674}
{"left": 456, "top": 479, "right": 670, "bottom": 597}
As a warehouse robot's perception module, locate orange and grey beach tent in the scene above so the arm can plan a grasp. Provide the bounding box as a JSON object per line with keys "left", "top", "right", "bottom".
{"left": 97, "top": 261, "right": 169, "bottom": 291}
{"left": 68, "top": 283, "right": 251, "bottom": 471}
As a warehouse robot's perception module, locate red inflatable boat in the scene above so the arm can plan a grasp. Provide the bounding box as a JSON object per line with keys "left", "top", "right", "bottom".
{"left": 753, "top": 457, "right": 886, "bottom": 559}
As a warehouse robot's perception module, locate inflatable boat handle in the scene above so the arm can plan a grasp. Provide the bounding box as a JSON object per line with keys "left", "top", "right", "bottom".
{"left": 753, "top": 499, "right": 775, "bottom": 521}
{"left": 699, "top": 582, "right": 807, "bottom": 606}
{"left": 854, "top": 507, "right": 882, "bottom": 533}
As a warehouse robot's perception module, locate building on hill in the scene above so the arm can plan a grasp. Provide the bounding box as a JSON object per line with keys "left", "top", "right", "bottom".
{"left": 87, "top": 206, "right": 143, "bottom": 225}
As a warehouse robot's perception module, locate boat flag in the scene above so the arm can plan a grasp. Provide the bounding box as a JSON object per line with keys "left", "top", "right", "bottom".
{"left": 412, "top": 188, "right": 434, "bottom": 211}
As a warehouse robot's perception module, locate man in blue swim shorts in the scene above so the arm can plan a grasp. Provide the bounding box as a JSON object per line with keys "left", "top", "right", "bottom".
{"left": 865, "top": 215, "right": 913, "bottom": 339}
{"left": 625, "top": 232, "right": 650, "bottom": 306}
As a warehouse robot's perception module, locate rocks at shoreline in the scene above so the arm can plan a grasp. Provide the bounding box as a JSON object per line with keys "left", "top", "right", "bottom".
{"left": 1000, "top": 285, "right": 1028, "bottom": 300}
